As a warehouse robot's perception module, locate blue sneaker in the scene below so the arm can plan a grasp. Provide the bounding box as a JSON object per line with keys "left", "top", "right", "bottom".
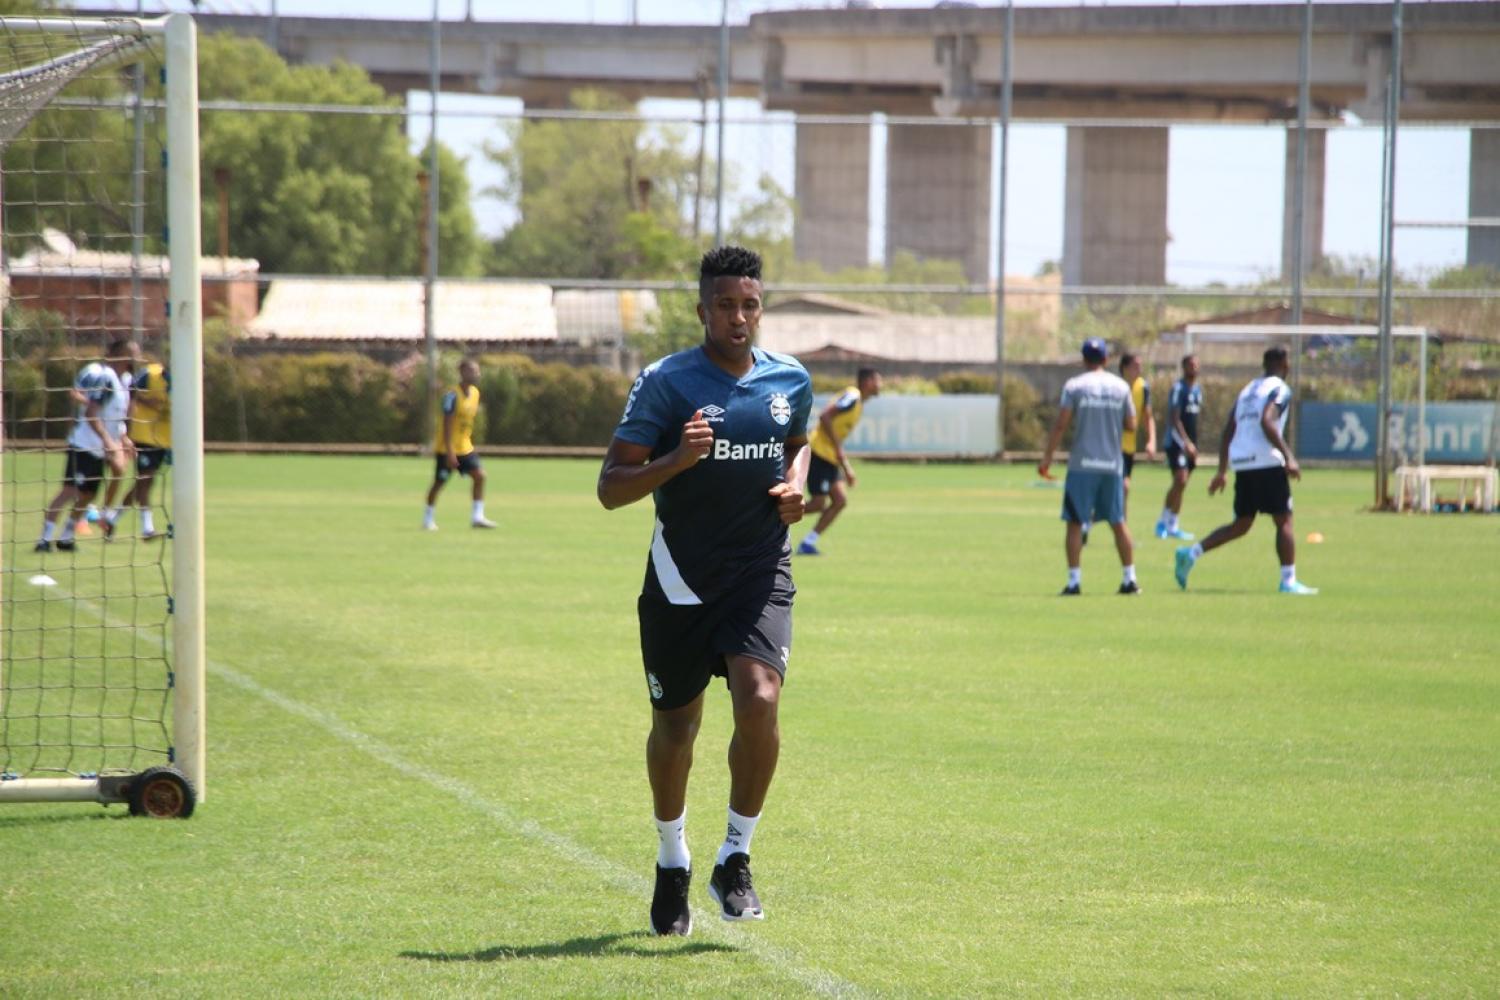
{"left": 1154, "top": 520, "right": 1168, "bottom": 540}
{"left": 1166, "top": 526, "right": 1195, "bottom": 541}
{"left": 1174, "top": 546, "right": 1196, "bottom": 590}
{"left": 796, "top": 539, "right": 821, "bottom": 556}
{"left": 1278, "top": 579, "right": 1319, "bottom": 595}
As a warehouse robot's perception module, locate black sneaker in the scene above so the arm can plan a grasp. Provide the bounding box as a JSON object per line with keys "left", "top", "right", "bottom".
{"left": 100, "top": 519, "right": 115, "bottom": 541}
{"left": 33, "top": 540, "right": 50, "bottom": 553}
{"left": 1118, "top": 580, "right": 1141, "bottom": 595}
{"left": 1060, "top": 583, "right": 1081, "bottom": 596}
{"left": 55, "top": 539, "right": 76, "bottom": 552}
{"left": 708, "top": 852, "right": 763, "bottom": 921}
{"left": 650, "top": 865, "right": 692, "bottom": 936}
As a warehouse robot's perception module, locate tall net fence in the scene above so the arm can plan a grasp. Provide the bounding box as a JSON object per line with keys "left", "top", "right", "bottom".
{"left": 1, "top": 18, "right": 175, "bottom": 781}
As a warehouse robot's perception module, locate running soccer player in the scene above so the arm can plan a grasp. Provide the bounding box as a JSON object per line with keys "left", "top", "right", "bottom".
{"left": 36, "top": 340, "right": 139, "bottom": 553}
{"left": 1119, "top": 351, "right": 1156, "bottom": 517}
{"left": 1039, "top": 338, "right": 1139, "bottom": 596}
{"left": 597, "top": 245, "right": 813, "bottom": 937}
{"left": 422, "top": 359, "right": 496, "bottom": 531}
{"left": 104, "top": 357, "right": 170, "bottom": 541}
{"left": 1155, "top": 354, "right": 1202, "bottom": 541}
{"left": 1174, "top": 346, "right": 1317, "bottom": 595}
{"left": 796, "top": 367, "right": 881, "bottom": 556}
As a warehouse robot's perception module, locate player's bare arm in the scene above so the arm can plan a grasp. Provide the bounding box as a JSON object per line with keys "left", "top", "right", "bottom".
{"left": 1208, "top": 412, "right": 1236, "bottom": 495}
{"left": 1144, "top": 406, "right": 1157, "bottom": 459}
{"left": 1174, "top": 409, "right": 1196, "bottom": 458}
{"left": 442, "top": 410, "right": 458, "bottom": 469}
{"left": 1038, "top": 406, "right": 1073, "bottom": 479}
{"left": 597, "top": 410, "right": 714, "bottom": 510}
{"left": 1260, "top": 400, "right": 1300, "bottom": 479}
{"left": 85, "top": 399, "right": 126, "bottom": 475}
{"left": 771, "top": 434, "right": 810, "bottom": 525}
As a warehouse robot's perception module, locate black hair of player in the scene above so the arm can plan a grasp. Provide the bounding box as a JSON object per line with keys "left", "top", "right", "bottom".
{"left": 1119, "top": 352, "right": 1139, "bottom": 373}
{"left": 1263, "top": 346, "right": 1290, "bottom": 372}
{"left": 1181, "top": 353, "right": 1197, "bottom": 370}
{"left": 106, "top": 337, "right": 134, "bottom": 361}
{"left": 856, "top": 367, "right": 879, "bottom": 384}
{"left": 698, "top": 245, "right": 763, "bottom": 305}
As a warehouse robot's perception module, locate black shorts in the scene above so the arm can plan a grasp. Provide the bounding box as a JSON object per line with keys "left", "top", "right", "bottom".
{"left": 806, "top": 454, "right": 841, "bottom": 497}
{"left": 1122, "top": 453, "right": 1136, "bottom": 478}
{"left": 434, "top": 451, "right": 480, "bottom": 483}
{"left": 1233, "top": 466, "right": 1293, "bottom": 519}
{"left": 1165, "top": 443, "right": 1196, "bottom": 473}
{"left": 64, "top": 449, "right": 105, "bottom": 493}
{"left": 136, "top": 447, "right": 171, "bottom": 474}
{"left": 637, "top": 561, "right": 794, "bottom": 711}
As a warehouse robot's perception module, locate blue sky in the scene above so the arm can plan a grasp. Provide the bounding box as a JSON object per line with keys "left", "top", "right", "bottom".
{"left": 120, "top": 0, "right": 1472, "bottom": 283}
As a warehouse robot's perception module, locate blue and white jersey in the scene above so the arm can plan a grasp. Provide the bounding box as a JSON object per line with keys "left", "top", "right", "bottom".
{"left": 67, "top": 363, "right": 130, "bottom": 458}
{"left": 615, "top": 345, "right": 813, "bottom": 605}
{"left": 1168, "top": 379, "right": 1203, "bottom": 448}
{"left": 1229, "top": 375, "right": 1292, "bottom": 471}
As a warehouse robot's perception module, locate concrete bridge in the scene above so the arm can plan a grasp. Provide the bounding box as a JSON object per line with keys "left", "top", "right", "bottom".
{"left": 159, "top": 4, "right": 1500, "bottom": 282}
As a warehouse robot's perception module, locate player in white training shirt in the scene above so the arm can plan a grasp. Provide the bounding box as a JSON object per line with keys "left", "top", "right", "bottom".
{"left": 1173, "top": 346, "right": 1317, "bottom": 595}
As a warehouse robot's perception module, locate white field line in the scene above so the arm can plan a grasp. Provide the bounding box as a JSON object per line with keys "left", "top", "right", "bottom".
{"left": 58, "top": 587, "right": 865, "bottom": 999}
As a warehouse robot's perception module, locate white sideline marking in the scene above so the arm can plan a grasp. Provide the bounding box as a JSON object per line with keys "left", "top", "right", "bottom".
{"left": 64, "top": 591, "right": 864, "bottom": 999}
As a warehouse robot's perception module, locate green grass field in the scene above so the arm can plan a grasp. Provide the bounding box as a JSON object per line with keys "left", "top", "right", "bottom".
{"left": 3, "top": 455, "right": 1497, "bottom": 997}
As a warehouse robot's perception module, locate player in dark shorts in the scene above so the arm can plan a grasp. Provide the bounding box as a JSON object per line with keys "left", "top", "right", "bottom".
{"left": 598, "top": 246, "right": 812, "bottom": 936}
{"left": 1156, "top": 354, "right": 1202, "bottom": 541}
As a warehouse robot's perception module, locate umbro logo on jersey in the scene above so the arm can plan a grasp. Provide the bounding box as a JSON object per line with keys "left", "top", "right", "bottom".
{"left": 699, "top": 403, "right": 727, "bottom": 423}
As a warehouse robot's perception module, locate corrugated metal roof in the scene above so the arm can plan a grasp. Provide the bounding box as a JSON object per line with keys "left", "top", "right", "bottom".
{"left": 246, "top": 278, "right": 558, "bottom": 342}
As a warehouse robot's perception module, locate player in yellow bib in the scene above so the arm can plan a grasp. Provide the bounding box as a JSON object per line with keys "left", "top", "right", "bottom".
{"left": 1118, "top": 352, "right": 1156, "bottom": 518}
{"left": 108, "top": 359, "right": 171, "bottom": 540}
{"left": 423, "top": 359, "right": 496, "bottom": 530}
{"left": 796, "top": 367, "right": 881, "bottom": 556}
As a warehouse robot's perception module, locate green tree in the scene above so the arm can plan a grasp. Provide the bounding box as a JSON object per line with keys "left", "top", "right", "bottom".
{"left": 483, "top": 89, "right": 699, "bottom": 279}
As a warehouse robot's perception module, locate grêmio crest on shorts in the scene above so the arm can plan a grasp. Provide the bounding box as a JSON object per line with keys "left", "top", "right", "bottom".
{"left": 614, "top": 346, "right": 813, "bottom": 605}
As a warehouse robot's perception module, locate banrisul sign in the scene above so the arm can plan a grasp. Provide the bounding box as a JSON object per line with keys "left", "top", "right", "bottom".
{"left": 809, "top": 395, "right": 999, "bottom": 456}
{"left": 1300, "top": 402, "right": 1496, "bottom": 462}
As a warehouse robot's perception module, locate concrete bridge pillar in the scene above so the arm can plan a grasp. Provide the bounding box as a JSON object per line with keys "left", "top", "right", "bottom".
{"left": 794, "top": 121, "right": 871, "bottom": 272}
{"left": 1468, "top": 128, "right": 1500, "bottom": 270}
{"left": 1282, "top": 127, "right": 1327, "bottom": 282}
{"left": 884, "top": 122, "right": 991, "bottom": 283}
{"left": 1062, "top": 126, "right": 1169, "bottom": 288}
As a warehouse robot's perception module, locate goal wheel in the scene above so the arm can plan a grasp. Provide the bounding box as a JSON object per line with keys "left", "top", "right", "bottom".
{"left": 127, "top": 767, "right": 197, "bottom": 819}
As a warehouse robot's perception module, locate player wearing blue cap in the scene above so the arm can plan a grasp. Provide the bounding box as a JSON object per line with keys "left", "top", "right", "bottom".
{"left": 1038, "top": 338, "right": 1139, "bottom": 595}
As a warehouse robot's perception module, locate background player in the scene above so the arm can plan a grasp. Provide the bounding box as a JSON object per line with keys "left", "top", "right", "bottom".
{"left": 1039, "top": 338, "right": 1139, "bottom": 595}
{"left": 1174, "top": 346, "right": 1317, "bottom": 595}
{"left": 1156, "top": 354, "right": 1202, "bottom": 541}
{"left": 423, "top": 359, "right": 496, "bottom": 531}
{"left": 106, "top": 356, "right": 170, "bottom": 541}
{"left": 596, "top": 245, "right": 812, "bottom": 937}
{"left": 797, "top": 367, "right": 881, "bottom": 556}
{"left": 36, "top": 340, "right": 138, "bottom": 552}
{"left": 1119, "top": 351, "right": 1156, "bottom": 517}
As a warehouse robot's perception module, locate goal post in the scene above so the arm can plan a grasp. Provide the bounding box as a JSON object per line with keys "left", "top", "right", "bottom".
{"left": 0, "top": 14, "right": 203, "bottom": 816}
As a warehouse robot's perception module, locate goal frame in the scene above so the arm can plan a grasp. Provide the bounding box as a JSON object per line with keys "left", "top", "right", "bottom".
{"left": 0, "top": 14, "right": 204, "bottom": 808}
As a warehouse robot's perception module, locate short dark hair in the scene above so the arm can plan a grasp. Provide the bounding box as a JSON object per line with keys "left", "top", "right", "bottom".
{"left": 1263, "top": 346, "right": 1289, "bottom": 372}
{"left": 105, "top": 338, "right": 134, "bottom": 361}
{"left": 856, "top": 367, "right": 879, "bottom": 384}
{"left": 698, "top": 245, "right": 763, "bottom": 304}
{"left": 1181, "top": 353, "right": 1197, "bottom": 370}
{"left": 1119, "top": 352, "right": 1139, "bottom": 373}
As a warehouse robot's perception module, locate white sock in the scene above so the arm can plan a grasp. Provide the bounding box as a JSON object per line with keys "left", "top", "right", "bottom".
{"left": 104, "top": 506, "right": 122, "bottom": 526}
{"left": 423, "top": 505, "right": 435, "bottom": 526}
{"left": 140, "top": 508, "right": 155, "bottom": 535}
{"left": 1122, "top": 564, "right": 1137, "bottom": 585}
{"left": 1067, "top": 567, "right": 1082, "bottom": 588}
{"left": 471, "top": 500, "right": 485, "bottom": 521}
{"left": 1167, "top": 511, "right": 1180, "bottom": 531}
{"left": 59, "top": 520, "right": 76, "bottom": 541}
{"left": 655, "top": 811, "right": 690, "bottom": 870}
{"left": 717, "top": 808, "right": 760, "bottom": 865}
{"left": 803, "top": 530, "right": 819, "bottom": 544}
{"left": 41, "top": 520, "right": 56, "bottom": 542}
{"left": 1160, "top": 507, "right": 1173, "bottom": 525}
{"left": 1189, "top": 542, "right": 1204, "bottom": 560}
{"left": 1281, "top": 564, "right": 1296, "bottom": 585}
